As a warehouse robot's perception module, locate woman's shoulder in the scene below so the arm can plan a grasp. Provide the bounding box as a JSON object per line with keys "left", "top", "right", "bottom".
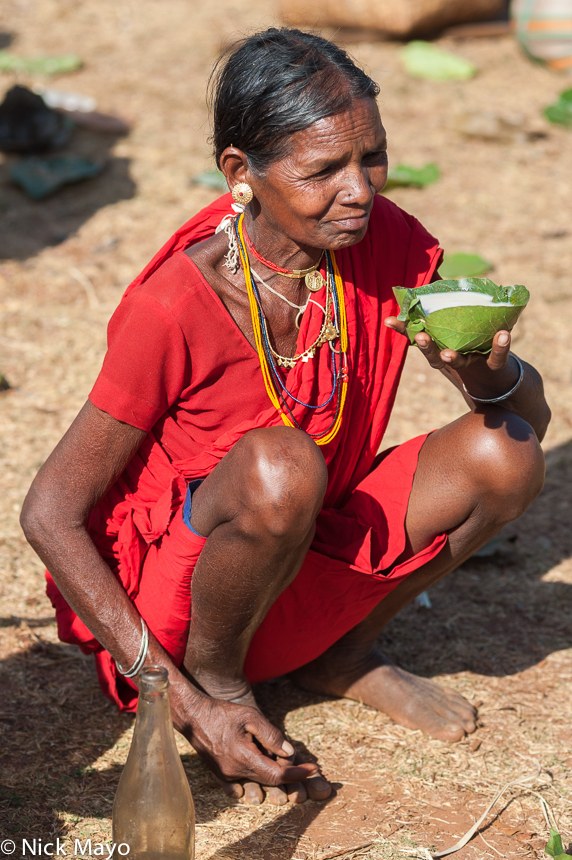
{"left": 125, "top": 251, "right": 208, "bottom": 316}
{"left": 123, "top": 193, "right": 234, "bottom": 299}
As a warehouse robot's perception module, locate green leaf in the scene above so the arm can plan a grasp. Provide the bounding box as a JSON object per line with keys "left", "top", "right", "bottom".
{"left": 544, "top": 89, "right": 572, "bottom": 127}
{"left": 0, "top": 51, "right": 82, "bottom": 75}
{"left": 545, "top": 828, "right": 572, "bottom": 858}
{"left": 385, "top": 163, "right": 440, "bottom": 189}
{"left": 393, "top": 277, "right": 530, "bottom": 354}
{"left": 401, "top": 41, "right": 476, "bottom": 81}
{"left": 439, "top": 252, "right": 493, "bottom": 279}
{"left": 191, "top": 169, "right": 228, "bottom": 191}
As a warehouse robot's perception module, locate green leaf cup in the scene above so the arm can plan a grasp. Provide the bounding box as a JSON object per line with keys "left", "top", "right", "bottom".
{"left": 393, "top": 278, "right": 530, "bottom": 354}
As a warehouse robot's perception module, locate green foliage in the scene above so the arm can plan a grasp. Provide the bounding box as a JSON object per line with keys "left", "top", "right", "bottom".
{"left": 439, "top": 252, "right": 493, "bottom": 279}
{"left": 0, "top": 52, "right": 82, "bottom": 75}
{"left": 545, "top": 828, "right": 572, "bottom": 859}
{"left": 393, "top": 277, "right": 530, "bottom": 354}
{"left": 191, "top": 169, "right": 227, "bottom": 191}
{"left": 385, "top": 162, "right": 440, "bottom": 189}
{"left": 401, "top": 41, "right": 476, "bottom": 81}
{"left": 544, "top": 88, "right": 572, "bottom": 128}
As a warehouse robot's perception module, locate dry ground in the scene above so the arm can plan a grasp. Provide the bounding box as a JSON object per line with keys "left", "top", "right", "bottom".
{"left": 1, "top": 1, "right": 571, "bottom": 858}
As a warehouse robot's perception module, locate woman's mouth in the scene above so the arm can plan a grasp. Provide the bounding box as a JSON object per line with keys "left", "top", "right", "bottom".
{"left": 331, "top": 212, "right": 370, "bottom": 231}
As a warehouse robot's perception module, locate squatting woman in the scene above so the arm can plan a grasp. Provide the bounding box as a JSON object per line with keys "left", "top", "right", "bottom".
{"left": 22, "top": 28, "right": 549, "bottom": 806}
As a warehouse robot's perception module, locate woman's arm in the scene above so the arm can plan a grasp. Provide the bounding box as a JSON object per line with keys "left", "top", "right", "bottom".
{"left": 384, "top": 322, "right": 551, "bottom": 442}
{"left": 21, "top": 400, "right": 316, "bottom": 788}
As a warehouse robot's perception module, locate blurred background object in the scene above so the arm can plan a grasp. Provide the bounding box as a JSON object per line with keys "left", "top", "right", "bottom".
{"left": 0, "top": 85, "right": 73, "bottom": 153}
{"left": 512, "top": 0, "right": 572, "bottom": 74}
{"left": 279, "top": 0, "right": 505, "bottom": 39}
{"left": 0, "top": 51, "right": 81, "bottom": 75}
{"left": 400, "top": 39, "right": 477, "bottom": 78}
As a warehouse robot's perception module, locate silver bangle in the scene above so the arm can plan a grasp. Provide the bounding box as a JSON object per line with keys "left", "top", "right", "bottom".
{"left": 116, "top": 618, "right": 149, "bottom": 678}
{"left": 462, "top": 355, "right": 524, "bottom": 404}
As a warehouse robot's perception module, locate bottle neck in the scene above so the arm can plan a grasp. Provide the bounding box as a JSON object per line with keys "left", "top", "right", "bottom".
{"left": 130, "top": 675, "right": 179, "bottom": 757}
{"left": 136, "top": 687, "right": 173, "bottom": 729}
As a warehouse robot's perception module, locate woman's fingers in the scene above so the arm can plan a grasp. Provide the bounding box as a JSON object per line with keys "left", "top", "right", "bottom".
{"left": 487, "top": 331, "right": 511, "bottom": 371}
{"left": 387, "top": 314, "right": 513, "bottom": 376}
{"left": 384, "top": 316, "right": 408, "bottom": 337}
{"left": 414, "top": 333, "right": 456, "bottom": 369}
{"left": 244, "top": 715, "right": 295, "bottom": 760}
{"left": 210, "top": 732, "right": 329, "bottom": 805}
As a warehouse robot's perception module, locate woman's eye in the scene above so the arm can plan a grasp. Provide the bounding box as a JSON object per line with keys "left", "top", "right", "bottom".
{"left": 311, "top": 165, "right": 337, "bottom": 179}
{"left": 365, "top": 150, "right": 388, "bottom": 163}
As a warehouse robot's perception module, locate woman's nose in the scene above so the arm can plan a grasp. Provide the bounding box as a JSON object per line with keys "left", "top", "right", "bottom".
{"left": 340, "top": 167, "right": 374, "bottom": 205}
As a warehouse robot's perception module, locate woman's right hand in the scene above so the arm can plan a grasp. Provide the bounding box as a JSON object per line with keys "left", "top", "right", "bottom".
{"left": 170, "top": 680, "right": 328, "bottom": 803}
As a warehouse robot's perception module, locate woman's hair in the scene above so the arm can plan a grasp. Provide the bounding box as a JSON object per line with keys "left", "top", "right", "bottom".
{"left": 209, "top": 27, "right": 380, "bottom": 173}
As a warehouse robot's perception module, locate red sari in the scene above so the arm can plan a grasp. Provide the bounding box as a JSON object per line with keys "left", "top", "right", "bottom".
{"left": 46, "top": 193, "right": 445, "bottom": 712}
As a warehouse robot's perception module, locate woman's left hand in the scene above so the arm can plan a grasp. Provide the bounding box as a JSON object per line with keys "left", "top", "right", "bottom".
{"left": 384, "top": 316, "right": 520, "bottom": 402}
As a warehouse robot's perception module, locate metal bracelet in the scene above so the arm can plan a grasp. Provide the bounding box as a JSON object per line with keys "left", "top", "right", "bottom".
{"left": 462, "top": 355, "right": 524, "bottom": 404}
{"left": 116, "top": 618, "right": 149, "bottom": 678}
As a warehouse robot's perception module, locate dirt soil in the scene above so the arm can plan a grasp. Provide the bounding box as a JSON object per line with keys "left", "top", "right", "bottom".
{"left": 1, "top": 1, "right": 571, "bottom": 858}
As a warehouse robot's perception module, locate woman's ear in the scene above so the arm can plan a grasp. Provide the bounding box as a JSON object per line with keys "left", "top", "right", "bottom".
{"left": 219, "top": 147, "right": 252, "bottom": 192}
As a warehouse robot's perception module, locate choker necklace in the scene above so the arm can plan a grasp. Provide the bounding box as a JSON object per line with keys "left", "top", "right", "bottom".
{"left": 243, "top": 226, "right": 327, "bottom": 293}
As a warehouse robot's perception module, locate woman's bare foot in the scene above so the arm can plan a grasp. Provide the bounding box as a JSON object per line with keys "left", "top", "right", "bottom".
{"left": 291, "top": 647, "right": 477, "bottom": 742}
{"left": 189, "top": 669, "right": 332, "bottom": 805}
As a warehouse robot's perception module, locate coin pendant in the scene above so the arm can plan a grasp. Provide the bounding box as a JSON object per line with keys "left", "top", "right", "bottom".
{"left": 305, "top": 270, "right": 326, "bottom": 292}
{"left": 324, "top": 323, "right": 338, "bottom": 341}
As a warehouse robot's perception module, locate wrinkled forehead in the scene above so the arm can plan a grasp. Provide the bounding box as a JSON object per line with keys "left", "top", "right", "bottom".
{"left": 281, "top": 98, "right": 386, "bottom": 165}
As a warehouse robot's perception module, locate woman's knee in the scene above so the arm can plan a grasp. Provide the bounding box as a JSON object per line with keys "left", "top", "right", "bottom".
{"left": 462, "top": 409, "right": 545, "bottom": 522}
{"left": 234, "top": 427, "right": 328, "bottom": 539}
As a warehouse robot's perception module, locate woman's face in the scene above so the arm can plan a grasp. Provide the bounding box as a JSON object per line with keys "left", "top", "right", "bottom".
{"left": 247, "top": 97, "right": 388, "bottom": 252}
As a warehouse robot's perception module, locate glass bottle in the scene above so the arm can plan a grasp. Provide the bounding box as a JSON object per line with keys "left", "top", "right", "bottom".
{"left": 112, "top": 666, "right": 195, "bottom": 860}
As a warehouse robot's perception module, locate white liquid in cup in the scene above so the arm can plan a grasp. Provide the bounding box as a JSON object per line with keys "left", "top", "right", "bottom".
{"left": 419, "top": 291, "right": 513, "bottom": 316}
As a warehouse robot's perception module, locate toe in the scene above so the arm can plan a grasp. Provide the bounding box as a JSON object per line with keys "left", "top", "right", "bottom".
{"left": 445, "top": 693, "right": 478, "bottom": 732}
{"left": 212, "top": 774, "right": 244, "bottom": 799}
{"left": 243, "top": 782, "right": 264, "bottom": 805}
{"left": 286, "top": 781, "right": 307, "bottom": 804}
{"left": 305, "top": 774, "right": 332, "bottom": 801}
{"left": 263, "top": 785, "right": 289, "bottom": 805}
{"left": 439, "top": 723, "right": 468, "bottom": 743}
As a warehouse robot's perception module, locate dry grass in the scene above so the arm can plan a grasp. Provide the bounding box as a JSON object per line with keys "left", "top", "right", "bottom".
{"left": 1, "top": 1, "right": 571, "bottom": 858}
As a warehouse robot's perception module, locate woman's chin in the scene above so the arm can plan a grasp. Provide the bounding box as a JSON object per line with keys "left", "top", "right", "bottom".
{"left": 325, "top": 225, "right": 369, "bottom": 249}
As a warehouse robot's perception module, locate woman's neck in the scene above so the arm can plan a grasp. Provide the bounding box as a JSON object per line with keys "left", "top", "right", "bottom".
{"left": 243, "top": 211, "right": 323, "bottom": 274}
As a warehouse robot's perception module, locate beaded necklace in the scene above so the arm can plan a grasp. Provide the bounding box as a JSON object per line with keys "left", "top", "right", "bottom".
{"left": 243, "top": 225, "right": 326, "bottom": 292}
{"left": 235, "top": 213, "right": 348, "bottom": 446}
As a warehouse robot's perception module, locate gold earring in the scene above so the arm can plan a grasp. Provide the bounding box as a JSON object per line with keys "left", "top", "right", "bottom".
{"left": 232, "top": 183, "right": 253, "bottom": 207}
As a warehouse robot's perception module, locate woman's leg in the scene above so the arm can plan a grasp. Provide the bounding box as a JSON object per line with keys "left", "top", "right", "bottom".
{"left": 182, "top": 424, "right": 330, "bottom": 803}
{"left": 291, "top": 405, "right": 545, "bottom": 741}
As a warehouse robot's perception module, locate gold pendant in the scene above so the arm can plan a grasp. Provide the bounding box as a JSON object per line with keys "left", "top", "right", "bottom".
{"left": 305, "top": 270, "right": 326, "bottom": 292}
{"left": 323, "top": 323, "right": 338, "bottom": 341}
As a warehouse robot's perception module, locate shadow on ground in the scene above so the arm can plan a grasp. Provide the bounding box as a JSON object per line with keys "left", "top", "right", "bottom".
{"left": 0, "top": 125, "right": 136, "bottom": 260}
{"left": 0, "top": 635, "right": 129, "bottom": 838}
{"left": 377, "top": 437, "right": 572, "bottom": 678}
